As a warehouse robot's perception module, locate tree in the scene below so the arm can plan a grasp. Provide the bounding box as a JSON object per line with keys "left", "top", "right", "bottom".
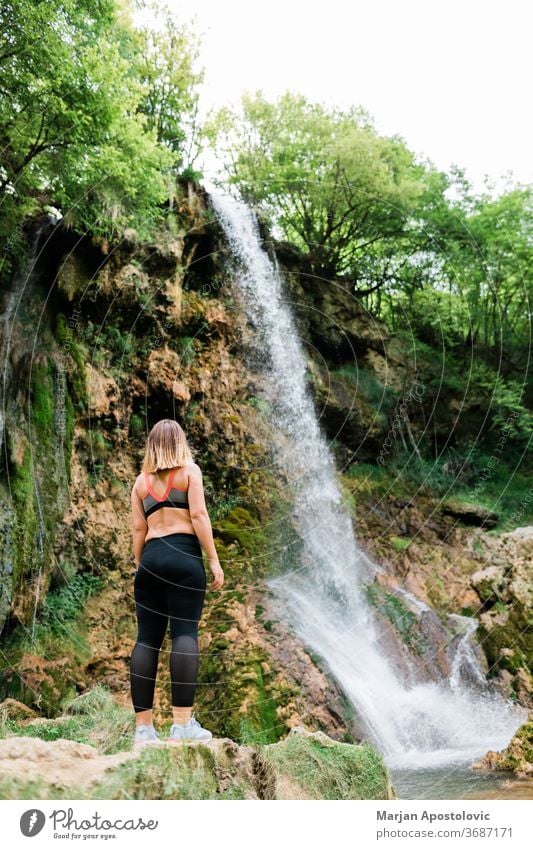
{"left": 0, "top": 0, "right": 205, "bottom": 279}
{"left": 136, "top": 1, "right": 204, "bottom": 174}
{"left": 205, "top": 90, "right": 432, "bottom": 290}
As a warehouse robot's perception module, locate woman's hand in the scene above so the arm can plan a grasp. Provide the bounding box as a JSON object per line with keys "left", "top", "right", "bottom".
{"left": 209, "top": 560, "right": 224, "bottom": 590}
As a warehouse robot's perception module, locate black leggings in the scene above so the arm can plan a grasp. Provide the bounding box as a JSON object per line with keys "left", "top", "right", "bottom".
{"left": 129, "top": 533, "right": 206, "bottom": 711}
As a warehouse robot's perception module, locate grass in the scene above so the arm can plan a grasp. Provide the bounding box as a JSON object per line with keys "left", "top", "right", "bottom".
{"left": 0, "top": 685, "right": 133, "bottom": 756}
{"left": 343, "top": 448, "right": 532, "bottom": 531}
{"left": 333, "top": 364, "right": 397, "bottom": 414}
{"left": 264, "top": 733, "right": 391, "bottom": 800}
{"left": 92, "top": 744, "right": 218, "bottom": 800}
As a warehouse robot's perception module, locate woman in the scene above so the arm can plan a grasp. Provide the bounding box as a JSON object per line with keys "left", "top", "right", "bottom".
{"left": 129, "top": 418, "right": 224, "bottom": 746}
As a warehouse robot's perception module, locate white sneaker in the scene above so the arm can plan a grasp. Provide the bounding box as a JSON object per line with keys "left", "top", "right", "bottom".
{"left": 134, "top": 724, "right": 161, "bottom": 747}
{"left": 168, "top": 713, "right": 213, "bottom": 743}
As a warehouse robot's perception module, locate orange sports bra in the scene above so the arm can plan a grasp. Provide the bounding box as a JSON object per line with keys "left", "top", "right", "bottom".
{"left": 142, "top": 469, "right": 189, "bottom": 519}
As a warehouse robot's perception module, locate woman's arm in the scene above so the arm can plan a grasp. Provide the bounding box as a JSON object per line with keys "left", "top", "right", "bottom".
{"left": 131, "top": 478, "right": 148, "bottom": 568}
{"left": 188, "top": 463, "right": 224, "bottom": 589}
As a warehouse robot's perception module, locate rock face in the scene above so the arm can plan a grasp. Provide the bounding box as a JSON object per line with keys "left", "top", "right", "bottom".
{"left": 0, "top": 183, "right": 368, "bottom": 745}
{"left": 473, "top": 528, "right": 533, "bottom": 706}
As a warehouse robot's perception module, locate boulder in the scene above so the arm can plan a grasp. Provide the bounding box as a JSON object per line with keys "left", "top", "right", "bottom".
{"left": 471, "top": 565, "right": 506, "bottom": 602}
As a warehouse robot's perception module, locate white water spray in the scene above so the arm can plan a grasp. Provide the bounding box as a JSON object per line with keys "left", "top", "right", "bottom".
{"left": 208, "top": 186, "right": 525, "bottom": 769}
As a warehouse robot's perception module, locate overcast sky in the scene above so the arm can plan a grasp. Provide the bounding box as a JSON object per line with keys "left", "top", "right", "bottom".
{"left": 165, "top": 0, "right": 532, "bottom": 192}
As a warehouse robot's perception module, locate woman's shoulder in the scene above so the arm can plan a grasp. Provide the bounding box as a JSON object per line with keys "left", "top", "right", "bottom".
{"left": 132, "top": 472, "right": 147, "bottom": 496}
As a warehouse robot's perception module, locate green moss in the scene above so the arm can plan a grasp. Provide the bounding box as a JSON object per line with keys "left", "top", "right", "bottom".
{"left": 30, "top": 360, "right": 55, "bottom": 433}
{"left": 265, "top": 733, "right": 392, "bottom": 799}
{"left": 495, "top": 722, "right": 533, "bottom": 773}
{"left": 240, "top": 660, "right": 280, "bottom": 745}
{"left": 390, "top": 535, "right": 412, "bottom": 552}
{"left": 54, "top": 313, "right": 87, "bottom": 409}
{"left": 214, "top": 507, "right": 267, "bottom": 568}
{"left": 364, "top": 583, "right": 428, "bottom": 655}
{"left": 10, "top": 447, "right": 38, "bottom": 590}
{"left": 198, "top": 645, "right": 287, "bottom": 745}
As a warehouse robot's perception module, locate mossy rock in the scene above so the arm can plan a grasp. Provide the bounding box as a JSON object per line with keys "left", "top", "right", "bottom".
{"left": 364, "top": 582, "right": 428, "bottom": 655}
{"left": 214, "top": 507, "right": 267, "bottom": 567}
{"left": 264, "top": 728, "right": 394, "bottom": 799}
{"left": 441, "top": 499, "right": 499, "bottom": 527}
{"left": 474, "top": 721, "right": 533, "bottom": 775}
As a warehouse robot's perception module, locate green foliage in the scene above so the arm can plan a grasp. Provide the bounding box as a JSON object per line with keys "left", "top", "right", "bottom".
{"left": 39, "top": 573, "right": 104, "bottom": 637}
{"left": 137, "top": 1, "right": 204, "bottom": 169}
{"left": 206, "top": 89, "right": 532, "bottom": 410}
{"left": 0, "top": 0, "right": 204, "bottom": 273}
{"left": 206, "top": 91, "right": 428, "bottom": 284}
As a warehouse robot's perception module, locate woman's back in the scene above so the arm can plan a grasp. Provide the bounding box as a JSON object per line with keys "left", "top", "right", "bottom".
{"left": 140, "top": 464, "right": 195, "bottom": 541}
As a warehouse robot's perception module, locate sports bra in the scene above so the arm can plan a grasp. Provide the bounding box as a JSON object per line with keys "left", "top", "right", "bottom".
{"left": 142, "top": 468, "right": 189, "bottom": 519}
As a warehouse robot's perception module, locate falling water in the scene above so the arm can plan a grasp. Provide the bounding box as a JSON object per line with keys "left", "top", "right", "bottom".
{"left": 208, "top": 187, "right": 526, "bottom": 769}
{"left": 448, "top": 614, "right": 489, "bottom": 692}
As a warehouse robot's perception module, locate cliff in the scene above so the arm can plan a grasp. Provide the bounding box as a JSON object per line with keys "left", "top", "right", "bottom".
{"left": 0, "top": 179, "right": 530, "bottom": 786}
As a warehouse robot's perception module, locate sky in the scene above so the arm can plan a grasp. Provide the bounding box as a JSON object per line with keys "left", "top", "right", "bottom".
{"left": 164, "top": 0, "right": 532, "bottom": 193}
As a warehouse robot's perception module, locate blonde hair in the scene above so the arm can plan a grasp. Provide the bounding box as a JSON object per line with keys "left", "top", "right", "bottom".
{"left": 142, "top": 419, "right": 194, "bottom": 473}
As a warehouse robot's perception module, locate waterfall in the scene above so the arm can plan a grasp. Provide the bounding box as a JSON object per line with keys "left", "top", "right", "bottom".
{"left": 448, "top": 614, "right": 489, "bottom": 692}
{"left": 208, "top": 187, "right": 526, "bottom": 769}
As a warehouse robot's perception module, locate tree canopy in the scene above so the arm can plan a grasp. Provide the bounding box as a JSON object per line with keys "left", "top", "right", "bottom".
{"left": 0, "top": 0, "right": 203, "bottom": 277}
